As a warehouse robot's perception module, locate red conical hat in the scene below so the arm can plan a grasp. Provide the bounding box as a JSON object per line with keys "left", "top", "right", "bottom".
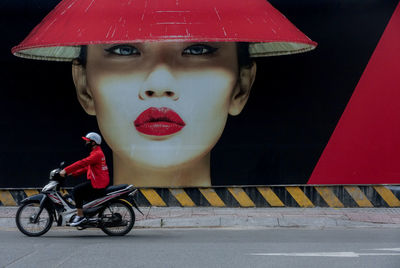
{"left": 12, "top": 0, "right": 317, "bottom": 61}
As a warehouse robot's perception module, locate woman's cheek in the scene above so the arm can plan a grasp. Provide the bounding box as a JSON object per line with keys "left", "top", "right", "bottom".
{"left": 179, "top": 71, "right": 236, "bottom": 146}
{"left": 90, "top": 78, "right": 140, "bottom": 150}
{"left": 189, "top": 70, "right": 236, "bottom": 116}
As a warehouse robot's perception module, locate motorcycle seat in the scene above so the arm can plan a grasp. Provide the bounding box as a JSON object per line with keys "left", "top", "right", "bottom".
{"left": 105, "top": 184, "right": 129, "bottom": 194}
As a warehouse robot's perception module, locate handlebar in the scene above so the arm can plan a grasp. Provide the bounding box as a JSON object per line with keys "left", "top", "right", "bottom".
{"left": 50, "top": 168, "right": 65, "bottom": 183}
{"left": 52, "top": 170, "right": 62, "bottom": 180}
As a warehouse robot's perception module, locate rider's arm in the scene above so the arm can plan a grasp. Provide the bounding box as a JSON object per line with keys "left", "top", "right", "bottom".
{"left": 63, "top": 151, "right": 102, "bottom": 175}
{"left": 69, "top": 167, "right": 89, "bottom": 177}
{"left": 60, "top": 166, "right": 88, "bottom": 177}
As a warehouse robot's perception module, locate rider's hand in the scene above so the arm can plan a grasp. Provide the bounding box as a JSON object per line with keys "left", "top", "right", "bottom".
{"left": 60, "top": 169, "right": 67, "bottom": 177}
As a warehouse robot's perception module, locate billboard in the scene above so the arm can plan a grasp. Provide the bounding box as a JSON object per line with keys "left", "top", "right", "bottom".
{"left": 1, "top": 0, "right": 400, "bottom": 188}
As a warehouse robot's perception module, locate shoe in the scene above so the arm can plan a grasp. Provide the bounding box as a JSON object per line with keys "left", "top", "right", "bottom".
{"left": 70, "top": 215, "right": 87, "bottom": 227}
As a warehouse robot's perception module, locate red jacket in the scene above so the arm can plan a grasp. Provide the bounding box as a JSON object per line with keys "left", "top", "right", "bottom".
{"left": 64, "top": 146, "right": 110, "bottom": 189}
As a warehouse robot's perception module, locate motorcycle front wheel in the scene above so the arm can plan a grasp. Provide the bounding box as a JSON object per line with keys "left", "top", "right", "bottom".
{"left": 99, "top": 200, "right": 135, "bottom": 236}
{"left": 16, "top": 201, "right": 53, "bottom": 237}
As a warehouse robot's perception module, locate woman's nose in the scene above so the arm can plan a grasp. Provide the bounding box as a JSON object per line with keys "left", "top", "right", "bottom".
{"left": 139, "top": 65, "right": 179, "bottom": 100}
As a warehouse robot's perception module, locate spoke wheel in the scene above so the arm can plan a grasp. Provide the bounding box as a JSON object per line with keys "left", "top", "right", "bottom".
{"left": 16, "top": 201, "right": 53, "bottom": 237}
{"left": 99, "top": 200, "right": 135, "bottom": 236}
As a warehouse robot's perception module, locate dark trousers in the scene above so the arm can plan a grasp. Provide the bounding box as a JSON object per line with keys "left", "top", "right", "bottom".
{"left": 73, "top": 181, "right": 105, "bottom": 209}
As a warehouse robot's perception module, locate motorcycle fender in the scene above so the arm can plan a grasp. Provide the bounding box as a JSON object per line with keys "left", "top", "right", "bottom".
{"left": 20, "top": 193, "right": 47, "bottom": 205}
{"left": 122, "top": 198, "right": 144, "bottom": 216}
{"left": 118, "top": 198, "right": 133, "bottom": 207}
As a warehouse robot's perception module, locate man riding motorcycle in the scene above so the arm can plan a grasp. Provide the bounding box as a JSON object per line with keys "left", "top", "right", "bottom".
{"left": 60, "top": 132, "right": 110, "bottom": 226}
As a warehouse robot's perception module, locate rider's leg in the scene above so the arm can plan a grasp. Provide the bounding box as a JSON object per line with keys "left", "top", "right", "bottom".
{"left": 73, "top": 181, "right": 92, "bottom": 213}
{"left": 73, "top": 181, "right": 105, "bottom": 217}
{"left": 77, "top": 208, "right": 83, "bottom": 217}
{"left": 71, "top": 181, "right": 93, "bottom": 226}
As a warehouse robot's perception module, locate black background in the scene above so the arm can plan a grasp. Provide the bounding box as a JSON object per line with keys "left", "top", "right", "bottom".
{"left": 0, "top": 0, "right": 398, "bottom": 188}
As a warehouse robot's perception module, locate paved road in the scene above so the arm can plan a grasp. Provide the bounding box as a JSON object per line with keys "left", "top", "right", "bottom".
{"left": 2, "top": 207, "right": 400, "bottom": 229}
{"left": 1, "top": 227, "right": 399, "bottom": 268}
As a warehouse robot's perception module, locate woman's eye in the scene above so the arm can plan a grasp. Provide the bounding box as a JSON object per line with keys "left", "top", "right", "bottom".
{"left": 182, "top": 44, "right": 218, "bottom": 55}
{"left": 105, "top": 45, "right": 140, "bottom": 56}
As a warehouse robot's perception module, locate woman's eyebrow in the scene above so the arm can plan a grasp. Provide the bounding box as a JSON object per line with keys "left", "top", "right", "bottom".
{"left": 102, "top": 43, "right": 137, "bottom": 47}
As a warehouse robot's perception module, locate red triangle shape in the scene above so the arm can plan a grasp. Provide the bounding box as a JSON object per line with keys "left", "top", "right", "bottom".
{"left": 308, "top": 2, "right": 400, "bottom": 184}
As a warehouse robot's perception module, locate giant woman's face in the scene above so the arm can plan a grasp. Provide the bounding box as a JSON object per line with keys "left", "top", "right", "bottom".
{"left": 73, "top": 42, "right": 255, "bottom": 171}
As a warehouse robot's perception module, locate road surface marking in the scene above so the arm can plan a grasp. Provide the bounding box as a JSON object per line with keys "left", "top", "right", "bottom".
{"left": 249, "top": 252, "right": 400, "bottom": 257}
{"left": 365, "top": 248, "right": 400, "bottom": 252}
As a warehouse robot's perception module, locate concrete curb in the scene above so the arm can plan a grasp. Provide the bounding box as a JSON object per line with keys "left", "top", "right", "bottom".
{"left": 1, "top": 207, "right": 399, "bottom": 229}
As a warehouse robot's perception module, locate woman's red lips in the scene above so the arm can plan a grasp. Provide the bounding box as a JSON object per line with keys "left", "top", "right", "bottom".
{"left": 134, "top": 107, "right": 185, "bottom": 136}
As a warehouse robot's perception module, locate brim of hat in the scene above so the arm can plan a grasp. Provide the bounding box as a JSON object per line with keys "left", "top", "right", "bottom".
{"left": 12, "top": 41, "right": 316, "bottom": 62}
{"left": 13, "top": 40, "right": 317, "bottom": 61}
{"left": 82, "top": 136, "right": 90, "bottom": 142}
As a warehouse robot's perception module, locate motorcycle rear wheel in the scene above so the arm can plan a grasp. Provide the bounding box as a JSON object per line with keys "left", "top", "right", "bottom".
{"left": 16, "top": 201, "right": 53, "bottom": 237}
{"left": 99, "top": 200, "right": 135, "bottom": 236}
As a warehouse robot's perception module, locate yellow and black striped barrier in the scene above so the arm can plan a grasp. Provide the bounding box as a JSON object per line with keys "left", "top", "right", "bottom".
{"left": 1, "top": 185, "right": 400, "bottom": 208}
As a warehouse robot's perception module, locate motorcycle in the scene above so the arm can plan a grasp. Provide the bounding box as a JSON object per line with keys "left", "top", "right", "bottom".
{"left": 15, "top": 163, "right": 143, "bottom": 237}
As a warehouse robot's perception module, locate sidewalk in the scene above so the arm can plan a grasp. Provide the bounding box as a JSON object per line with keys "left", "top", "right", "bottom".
{"left": 1, "top": 207, "right": 400, "bottom": 229}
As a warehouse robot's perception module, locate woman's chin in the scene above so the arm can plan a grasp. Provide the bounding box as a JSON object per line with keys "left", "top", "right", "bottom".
{"left": 115, "top": 149, "right": 209, "bottom": 170}
{"left": 131, "top": 156, "right": 201, "bottom": 170}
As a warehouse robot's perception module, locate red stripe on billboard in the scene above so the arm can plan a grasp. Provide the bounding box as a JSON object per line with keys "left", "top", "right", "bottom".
{"left": 308, "top": 2, "right": 400, "bottom": 184}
